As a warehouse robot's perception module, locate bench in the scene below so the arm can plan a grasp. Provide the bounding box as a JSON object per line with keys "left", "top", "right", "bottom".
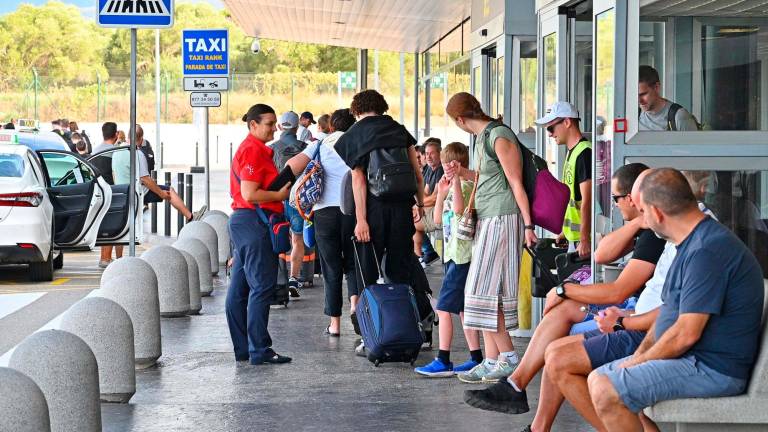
{"left": 645, "top": 280, "right": 768, "bottom": 431}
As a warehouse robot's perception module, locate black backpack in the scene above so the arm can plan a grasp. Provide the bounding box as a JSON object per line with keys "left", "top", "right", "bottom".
{"left": 667, "top": 103, "right": 703, "bottom": 131}
{"left": 366, "top": 146, "right": 418, "bottom": 199}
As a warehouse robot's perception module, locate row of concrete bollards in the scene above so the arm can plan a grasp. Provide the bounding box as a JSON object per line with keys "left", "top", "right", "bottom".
{"left": 0, "top": 211, "right": 231, "bottom": 432}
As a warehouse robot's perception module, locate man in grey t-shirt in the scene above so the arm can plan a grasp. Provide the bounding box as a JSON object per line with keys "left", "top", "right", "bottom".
{"left": 638, "top": 65, "right": 699, "bottom": 131}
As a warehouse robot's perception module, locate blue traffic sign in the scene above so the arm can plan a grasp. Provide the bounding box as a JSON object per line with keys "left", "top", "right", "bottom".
{"left": 97, "top": 0, "right": 174, "bottom": 28}
{"left": 182, "top": 29, "right": 229, "bottom": 77}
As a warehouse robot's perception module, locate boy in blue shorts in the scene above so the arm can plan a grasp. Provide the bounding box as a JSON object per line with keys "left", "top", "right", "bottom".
{"left": 415, "top": 142, "right": 483, "bottom": 377}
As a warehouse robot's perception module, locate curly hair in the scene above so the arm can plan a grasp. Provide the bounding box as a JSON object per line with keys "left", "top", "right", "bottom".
{"left": 350, "top": 90, "right": 389, "bottom": 116}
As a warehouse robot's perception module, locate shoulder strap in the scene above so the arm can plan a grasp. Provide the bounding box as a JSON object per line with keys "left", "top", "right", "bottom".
{"left": 667, "top": 103, "right": 682, "bottom": 131}
{"left": 231, "top": 159, "right": 270, "bottom": 225}
{"left": 311, "top": 142, "right": 322, "bottom": 161}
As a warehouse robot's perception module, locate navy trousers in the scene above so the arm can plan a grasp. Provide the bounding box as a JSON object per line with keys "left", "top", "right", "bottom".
{"left": 225, "top": 209, "right": 278, "bottom": 362}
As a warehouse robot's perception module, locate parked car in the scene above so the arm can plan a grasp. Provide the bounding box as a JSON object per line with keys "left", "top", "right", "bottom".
{"left": 0, "top": 142, "right": 138, "bottom": 281}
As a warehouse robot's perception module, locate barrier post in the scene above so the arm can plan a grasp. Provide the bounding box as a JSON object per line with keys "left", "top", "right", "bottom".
{"left": 150, "top": 170, "right": 158, "bottom": 234}
{"left": 164, "top": 172, "right": 171, "bottom": 236}
{"left": 185, "top": 174, "right": 193, "bottom": 216}
{"left": 177, "top": 173, "right": 185, "bottom": 235}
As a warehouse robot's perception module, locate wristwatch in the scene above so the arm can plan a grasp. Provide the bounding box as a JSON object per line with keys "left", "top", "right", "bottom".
{"left": 524, "top": 225, "right": 535, "bottom": 231}
{"left": 555, "top": 283, "right": 568, "bottom": 299}
{"left": 613, "top": 316, "right": 625, "bottom": 332}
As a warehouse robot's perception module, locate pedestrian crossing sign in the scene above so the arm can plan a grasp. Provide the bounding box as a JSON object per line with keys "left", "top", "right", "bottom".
{"left": 97, "top": 0, "right": 174, "bottom": 28}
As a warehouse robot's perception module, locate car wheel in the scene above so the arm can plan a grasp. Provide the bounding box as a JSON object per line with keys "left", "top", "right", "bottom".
{"left": 53, "top": 249, "right": 64, "bottom": 270}
{"left": 29, "top": 245, "right": 54, "bottom": 282}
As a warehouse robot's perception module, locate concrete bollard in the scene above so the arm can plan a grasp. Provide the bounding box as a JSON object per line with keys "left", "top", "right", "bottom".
{"left": 178, "top": 221, "right": 219, "bottom": 276}
{"left": 99, "top": 273, "right": 162, "bottom": 369}
{"left": 101, "top": 256, "right": 157, "bottom": 287}
{"left": 0, "top": 367, "right": 51, "bottom": 432}
{"left": 141, "top": 245, "right": 190, "bottom": 317}
{"left": 174, "top": 238, "right": 213, "bottom": 296}
{"left": 177, "top": 249, "right": 202, "bottom": 315}
{"left": 60, "top": 297, "right": 135, "bottom": 403}
{"left": 9, "top": 330, "right": 101, "bottom": 432}
{"left": 202, "top": 211, "right": 231, "bottom": 265}
{"left": 205, "top": 209, "right": 229, "bottom": 218}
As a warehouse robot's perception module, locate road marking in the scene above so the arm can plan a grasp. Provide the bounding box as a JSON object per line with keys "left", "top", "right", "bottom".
{"left": 0, "top": 293, "right": 46, "bottom": 319}
{"left": 50, "top": 278, "right": 71, "bottom": 286}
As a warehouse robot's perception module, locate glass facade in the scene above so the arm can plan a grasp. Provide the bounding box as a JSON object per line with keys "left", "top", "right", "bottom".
{"left": 594, "top": 9, "right": 616, "bottom": 233}
{"left": 519, "top": 41, "right": 538, "bottom": 134}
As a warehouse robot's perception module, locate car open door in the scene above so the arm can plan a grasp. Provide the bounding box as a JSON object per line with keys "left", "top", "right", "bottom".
{"left": 88, "top": 146, "right": 141, "bottom": 245}
{"left": 35, "top": 150, "right": 112, "bottom": 249}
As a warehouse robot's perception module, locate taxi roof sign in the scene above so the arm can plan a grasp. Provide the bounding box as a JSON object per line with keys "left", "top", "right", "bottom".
{"left": 16, "top": 119, "right": 39, "bottom": 131}
{"left": 0, "top": 133, "right": 20, "bottom": 144}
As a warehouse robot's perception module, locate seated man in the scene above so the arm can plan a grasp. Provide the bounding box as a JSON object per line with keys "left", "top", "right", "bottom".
{"left": 463, "top": 163, "right": 666, "bottom": 415}
{"left": 537, "top": 169, "right": 717, "bottom": 432}
{"left": 589, "top": 168, "right": 764, "bottom": 431}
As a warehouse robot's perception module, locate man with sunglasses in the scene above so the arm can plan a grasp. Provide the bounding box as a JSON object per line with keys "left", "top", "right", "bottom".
{"left": 464, "top": 164, "right": 667, "bottom": 427}
{"left": 535, "top": 102, "right": 592, "bottom": 257}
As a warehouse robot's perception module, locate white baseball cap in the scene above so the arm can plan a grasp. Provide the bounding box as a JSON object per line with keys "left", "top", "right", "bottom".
{"left": 535, "top": 101, "right": 580, "bottom": 125}
{"left": 279, "top": 111, "right": 299, "bottom": 129}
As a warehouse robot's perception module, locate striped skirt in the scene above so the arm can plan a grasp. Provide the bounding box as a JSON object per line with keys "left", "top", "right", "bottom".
{"left": 463, "top": 213, "right": 523, "bottom": 332}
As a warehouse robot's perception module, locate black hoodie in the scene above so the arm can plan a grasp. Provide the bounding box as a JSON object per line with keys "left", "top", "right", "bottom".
{"left": 334, "top": 115, "right": 416, "bottom": 171}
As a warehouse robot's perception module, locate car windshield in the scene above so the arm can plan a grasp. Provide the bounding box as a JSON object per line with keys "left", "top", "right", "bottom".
{"left": 0, "top": 153, "right": 24, "bottom": 178}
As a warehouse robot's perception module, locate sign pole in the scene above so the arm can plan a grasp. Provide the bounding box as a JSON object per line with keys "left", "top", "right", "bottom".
{"left": 129, "top": 28, "right": 138, "bottom": 257}
{"left": 155, "top": 29, "right": 162, "bottom": 173}
{"left": 204, "top": 106, "right": 210, "bottom": 209}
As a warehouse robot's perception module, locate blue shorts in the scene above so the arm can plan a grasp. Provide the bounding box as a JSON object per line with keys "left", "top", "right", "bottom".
{"left": 283, "top": 201, "right": 304, "bottom": 234}
{"left": 596, "top": 354, "right": 747, "bottom": 413}
{"left": 436, "top": 260, "right": 470, "bottom": 314}
{"left": 583, "top": 329, "right": 646, "bottom": 370}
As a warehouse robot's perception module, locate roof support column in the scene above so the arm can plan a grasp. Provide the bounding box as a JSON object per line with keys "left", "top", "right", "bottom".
{"left": 357, "top": 49, "right": 368, "bottom": 92}
{"left": 424, "top": 51, "right": 431, "bottom": 138}
{"left": 413, "top": 51, "right": 419, "bottom": 140}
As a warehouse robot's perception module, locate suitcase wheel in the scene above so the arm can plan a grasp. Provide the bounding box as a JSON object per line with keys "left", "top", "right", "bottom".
{"left": 374, "top": 360, "right": 380, "bottom": 367}
{"left": 410, "top": 359, "right": 416, "bottom": 366}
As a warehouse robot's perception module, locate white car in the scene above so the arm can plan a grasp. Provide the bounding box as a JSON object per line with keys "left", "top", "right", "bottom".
{"left": 0, "top": 144, "right": 140, "bottom": 281}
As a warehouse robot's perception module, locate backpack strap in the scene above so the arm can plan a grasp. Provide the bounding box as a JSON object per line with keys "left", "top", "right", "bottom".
{"left": 667, "top": 103, "right": 682, "bottom": 131}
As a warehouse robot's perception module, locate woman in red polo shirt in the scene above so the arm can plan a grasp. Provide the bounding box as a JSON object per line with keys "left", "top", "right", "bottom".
{"left": 226, "top": 104, "right": 293, "bottom": 365}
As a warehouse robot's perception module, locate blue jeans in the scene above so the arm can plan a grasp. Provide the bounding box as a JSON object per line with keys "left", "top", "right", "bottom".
{"left": 284, "top": 201, "right": 304, "bottom": 234}
{"left": 225, "top": 209, "right": 279, "bottom": 363}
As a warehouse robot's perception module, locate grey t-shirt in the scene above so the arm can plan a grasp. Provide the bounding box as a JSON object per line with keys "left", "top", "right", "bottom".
{"left": 639, "top": 100, "right": 698, "bottom": 131}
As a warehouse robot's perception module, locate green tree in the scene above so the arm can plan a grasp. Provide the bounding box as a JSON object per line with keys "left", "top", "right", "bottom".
{"left": 0, "top": 1, "right": 109, "bottom": 87}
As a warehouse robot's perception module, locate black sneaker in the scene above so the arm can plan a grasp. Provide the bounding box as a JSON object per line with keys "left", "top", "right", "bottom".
{"left": 288, "top": 277, "right": 302, "bottom": 298}
{"left": 420, "top": 252, "right": 440, "bottom": 268}
{"left": 520, "top": 426, "right": 532, "bottom": 432}
{"left": 463, "top": 378, "right": 529, "bottom": 414}
{"left": 251, "top": 351, "right": 292, "bottom": 365}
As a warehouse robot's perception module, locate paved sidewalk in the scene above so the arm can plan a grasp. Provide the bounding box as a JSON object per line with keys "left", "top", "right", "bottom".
{"left": 100, "top": 266, "right": 593, "bottom": 432}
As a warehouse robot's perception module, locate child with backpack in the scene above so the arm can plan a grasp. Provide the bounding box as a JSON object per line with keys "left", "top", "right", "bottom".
{"left": 414, "top": 142, "right": 483, "bottom": 377}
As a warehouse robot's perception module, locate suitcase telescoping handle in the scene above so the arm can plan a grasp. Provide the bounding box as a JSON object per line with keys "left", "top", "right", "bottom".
{"left": 351, "top": 236, "right": 384, "bottom": 287}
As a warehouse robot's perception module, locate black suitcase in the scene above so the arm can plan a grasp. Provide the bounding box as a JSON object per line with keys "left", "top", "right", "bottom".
{"left": 273, "top": 253, "right": 290, "bottom": 307}
{"left": 555, "top": 251, "right": 591, "bottom": 282}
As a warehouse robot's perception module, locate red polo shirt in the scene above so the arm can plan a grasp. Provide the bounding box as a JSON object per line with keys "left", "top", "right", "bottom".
{"left": 230, "top": 134, "right": 284, "bottom": 213}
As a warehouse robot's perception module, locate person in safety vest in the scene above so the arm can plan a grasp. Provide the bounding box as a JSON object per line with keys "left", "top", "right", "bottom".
{"left": 536, "top": 102, "right": 592, "bottom": 257}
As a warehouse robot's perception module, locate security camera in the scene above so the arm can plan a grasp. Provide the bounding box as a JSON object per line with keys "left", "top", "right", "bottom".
{"left": 250, "top": 38, "right": 261, "bottom": 54}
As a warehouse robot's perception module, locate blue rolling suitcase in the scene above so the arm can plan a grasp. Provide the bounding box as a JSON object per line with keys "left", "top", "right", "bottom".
{"left": 353, "top": 240, "right": 424, "bottom": 367}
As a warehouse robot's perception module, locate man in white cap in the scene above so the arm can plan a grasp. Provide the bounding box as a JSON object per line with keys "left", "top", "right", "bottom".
{"left": 535, "top": 101, "right": 592, "bottom": 258}
{"left": 270, "top": 111, "right": 307, "bottom": 298}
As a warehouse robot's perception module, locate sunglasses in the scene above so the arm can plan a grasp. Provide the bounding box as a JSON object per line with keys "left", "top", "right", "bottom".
{"left": 546, "top": 118, "right": 565, "bottom": 134}
{"left": 612, "top": 194, "right": 628, "bottom": 203}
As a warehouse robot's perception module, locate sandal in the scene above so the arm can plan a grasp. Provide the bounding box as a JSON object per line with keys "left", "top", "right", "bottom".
{"left": 324, "top": 326, "right": 340, "bottom": 337}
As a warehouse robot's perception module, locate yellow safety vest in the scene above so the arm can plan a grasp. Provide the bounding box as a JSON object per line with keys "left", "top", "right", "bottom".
{"left": 562, "top": 140, "right": 591, "bottom": 242}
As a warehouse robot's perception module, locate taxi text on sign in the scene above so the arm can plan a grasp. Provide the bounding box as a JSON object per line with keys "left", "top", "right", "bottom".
{"left": 182, "top": 29, "right": 229, "bottom": 77}
{"left": 97, "top": 0, "right": 174, "bottom": 28}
